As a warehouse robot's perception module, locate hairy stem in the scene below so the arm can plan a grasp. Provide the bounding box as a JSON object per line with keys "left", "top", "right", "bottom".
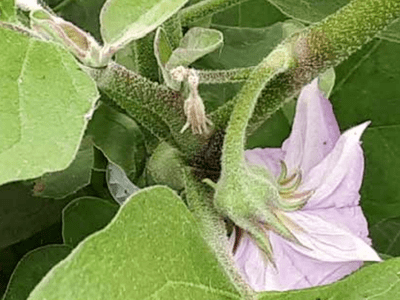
{"left": 180, "top": 0, "right": 251, "bottom": 27}
{"left": 210, "top": 0, "right": 400, "bottom": 134}
{"left": 221, "top": 47, "right": 292, "bottom": 173}
{"left": 197, "top": 67, "right": 254, "bottom": 84}
{"left": 83, "top": 62, "right": 204, "bottom": 156}
{"left": 183, "top": 170, "right": 256, "bottom": 299}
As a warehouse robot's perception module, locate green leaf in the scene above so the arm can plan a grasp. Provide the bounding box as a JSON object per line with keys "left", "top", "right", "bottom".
{"left": 0, "top": 0, "right": 15, "bottom": 21}
{"left": 370, "top": 216, "right": 400, "bottom": 257}
{"left": 2, "top": 245, "right": 72, "bottom": 300}
{"left": 100, "top": 0, "right": 189, "bottom": 47}
{"left": 195, "top": 22, "right": 284, "bottom": 69}
{"left": 317, "top": 67, "right": 336, "bottom": 98}
{"left": 86, "top": 103, "right": 146, "bottom": 181}
{"left": 212, "top": 0, "right": 288, "bottom": 28}
{"left": 29, "top": 186, "right": 239, "bottom": 299}
{"left": 154, "top": 27, "right": 180, "bottom": 90}
{"left": 0, "top": 27, "right": 99, "bottom": 186}
{"left": 329, "top": 39, "right": 400, "bottom": 233}
{"left": 258, "top": 257, "right": 400, "bottom": 300}
{"left": 0, "top": 182, "right": 70, "bottom": 250}
{"left": 165, "top": 27, "right": 224, "bottom": 70}
{"left": 51, "top": 0, "right": 106, "bottom": 41}
{"left": 147, "top": 142, "right": 185, "bottom": 191}
{"left": 33, "top": 137, "right": 94, "bottom": 199}
{"left": 62, "top": 196, "right": 119, "bottom": 248}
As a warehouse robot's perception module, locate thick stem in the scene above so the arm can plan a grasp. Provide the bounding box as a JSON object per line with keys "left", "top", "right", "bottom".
{"left": 180, "top": 0, "right": 251, "bottom": 27}
{"left": 183, "top": 170, "right": 256, "bottom": 300}
{"left": 197, "top": 67, "right": 254, "bottom": 84}
{"left": 221, "top": 47, "right": 292, "bottom": 173}
{"left": 210, "top": 0, "right": 400, "bottom": 134}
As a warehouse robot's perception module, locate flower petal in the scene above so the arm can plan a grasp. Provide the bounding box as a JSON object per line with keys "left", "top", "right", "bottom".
{"left": 301, "top": 122, "right": 369, "bottom": 209}
{"left": 245, "top": 148, "right": 284, "bottom": 177}
{"left": 232, "top": 232, "right": 368, "bottom": 291}
{"left": 286, "top": 211, "right": 381, "bottom": 263}
{"left": 282, "top": 78, "right": 340, "bottom": 175}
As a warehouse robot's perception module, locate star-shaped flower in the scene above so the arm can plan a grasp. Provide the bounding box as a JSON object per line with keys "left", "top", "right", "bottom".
{"left": 232, "top": 78, "right": 381, "bottom": 291}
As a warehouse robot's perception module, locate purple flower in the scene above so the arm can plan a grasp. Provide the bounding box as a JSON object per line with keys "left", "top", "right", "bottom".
{"left": 232, "top": 78, "right": 381, "bottom": 291}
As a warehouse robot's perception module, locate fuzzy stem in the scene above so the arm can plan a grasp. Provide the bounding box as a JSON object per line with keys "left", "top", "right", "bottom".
{"left": 197, "top": 67, "right": 254, "bottom": 84}
{"left": 210, "top": 0, "right": 400, "bottom": 133}
{"left": 183, "top": 170, "right": 256, "bottom": 299}
{"left": 221, "top": 47, "right": 292, "bottom": 173}
{"left": 180, "top": 0, "right": 251, "bottom": 27}
{"left": 83, "top": 62, "right": 204, "bottom": 156}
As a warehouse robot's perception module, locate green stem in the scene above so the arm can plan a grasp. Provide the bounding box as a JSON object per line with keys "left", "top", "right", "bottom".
{"left": 180, "top": 0, "right": 251, "bottom": 27}
{"left": 52, "top": 0, "right": 74, "bottom": 12}
{"left": 197, "top": 67, "right": 254, "bottom": 84}
{"left": 210, "top": 0, "right": 400, "bottom": 134}
{"left": 83, "top": 62, "right": 203, "bottom": 156}
{"left": 183, "top": 170, "right": 256, "bottom": 299}
{"left": 221, "top": 47, "right": 292, "bottom": 172}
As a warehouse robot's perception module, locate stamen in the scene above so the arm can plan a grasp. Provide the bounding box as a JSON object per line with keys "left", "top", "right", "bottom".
{"left": 279, "top": 170, "right": 298, "bottom": 186}
{"left": 277, "top": 160, "right": 287, "bottom": 183}
{"left": 279, "top": 171, "right": 302, "bottom": 194}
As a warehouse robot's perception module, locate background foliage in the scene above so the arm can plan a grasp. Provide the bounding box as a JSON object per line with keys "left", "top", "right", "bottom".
{"left": 0, "top": 0, "right": 399, "bottom": 298}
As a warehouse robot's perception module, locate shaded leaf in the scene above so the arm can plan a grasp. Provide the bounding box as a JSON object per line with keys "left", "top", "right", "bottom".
{"left": 0, "top": 27, "right": 99, "bottom": 186}
{"left": 329, "top": 39, "right": 400, "bottom": 232}
{"left": 370, "top": 216, "right": 400, "bottom": 257}
{"left": 86, "top": 103, "right": 146, "bottom": 181}
{"left": 0, "top": 182, "right": 70, "bottom": 250}
{"left": 2, "top": 245, "right": 71, "bottom": 300}
{"left": 29, "top": 187, "right": 239, "bottom": 299}
{"left": 33, "top": 137, "right": 94, "bottom": 199}
{"left": 100, "top": 0, "right": 188, "bottom": 48}
{"left": 62, "top": 196, "right": 118, "bottom": 248}
{"left": 258, "top": 258, "right": 400, "bottom": 299}
{"left": 212, "top": 0, "right": 288, "bottom": 28}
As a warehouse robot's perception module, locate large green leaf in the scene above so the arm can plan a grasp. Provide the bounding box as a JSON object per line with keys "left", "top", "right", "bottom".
{"left": 258, "top": 258, "right": 400, "bottom": 299}
{"left": 0, "top": 27, "right": 99, "bottom": 186}
{"left": 33, "top": 137, "right": 94, "bottom": 199}
{"left": 212, "top": 0, "right": 288, "bottom": 28}
{"left": 264, "top": 0, "right": 400, "bottom": 42}
{"left": 100, "top": 0, "right": 188, "bottom": 47}
{"left": 0, "top": 182, "right": 70, "bottom": 250}
{"left": 62, "top": 197, "right": 119, "bottom": 247}
{"left": 28, "top": 186, "right": 239, "bottom": 299}
{"left": 2, "top": 245, "right": 72, "bottom": 300}
{"left": 0, "top": 0, "right": 15, "bottom": 21}
{"left": 370, "top": 216, "right": 400, "bottom": 257}
{"left": 329, "top": 39, "right": 400, "bottom": 233}
{"left": 86, "top": 103, "right": 146, "bottom": 181}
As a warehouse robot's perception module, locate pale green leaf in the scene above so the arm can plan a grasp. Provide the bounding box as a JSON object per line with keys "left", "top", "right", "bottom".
{"left": 0, "top": 27, "right": 99, "bottom": 186}
{"left": 318, "top": 67, "right": 336, "bottom": 98}
{"left": 100, "top": 0, "right": 188, "bottom": 48}
{"left": 166, "top": 27, "right": 223, "bottom": 70}
{"left": 258, "top": 258, "right": 400, "bottom": 300}
{"left": 0, "top": 0, "right": 15, "bottom": 21}
{"left": 28, "top": 186, "right": 239, "bottom": 300}
{"left": 154, "top": 27, "right": 180, "bottom": 90}
{"left": 62, "top": 196, "right": 118, "bottom": 247}
{"left": 2, "top": 245, "right": 72, "bottom": 300}
{"left": 33, "top": 137, "right": 94, "bottom": 199}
